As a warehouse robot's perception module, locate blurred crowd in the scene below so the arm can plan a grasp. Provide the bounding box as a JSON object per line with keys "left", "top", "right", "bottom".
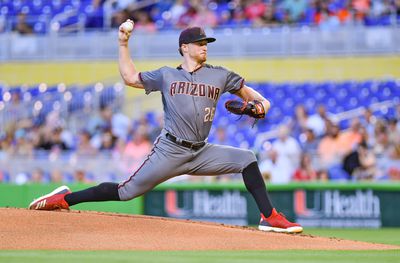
{"left": 97, "top": 0, "right": 400, "bottom": 30}
{"left": 0, "top": 100, "right": 164, "bottom": 184}
{"left": 93, "top": 0, "right": 400, "bottom": 30}
{"left": 8, "top": 0, "right": 400, "bottom": 35}
{"left": 259, "top": 104, "right": 400, "bottom": 183}
{"left": 1, "top": 90, "right": 399, "bottom": 184}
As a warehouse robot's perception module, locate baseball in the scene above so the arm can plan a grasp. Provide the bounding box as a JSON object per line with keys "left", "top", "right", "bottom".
{"left": 121, "top": 21, "right": 134, "bottom": 32}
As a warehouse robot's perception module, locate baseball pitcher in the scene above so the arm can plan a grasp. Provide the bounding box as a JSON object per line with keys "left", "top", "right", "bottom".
{"left": 29, "top": 20, "right": 303, "bottom": 233}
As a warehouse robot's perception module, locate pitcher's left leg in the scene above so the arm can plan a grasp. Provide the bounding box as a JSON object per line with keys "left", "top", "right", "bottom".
{"left": 189, "top": 144, "right": 302, "bottom": 233}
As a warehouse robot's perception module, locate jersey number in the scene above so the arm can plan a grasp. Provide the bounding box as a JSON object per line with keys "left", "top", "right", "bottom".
{"left": 204, "top": 107, "right": 215, "bottom": 122}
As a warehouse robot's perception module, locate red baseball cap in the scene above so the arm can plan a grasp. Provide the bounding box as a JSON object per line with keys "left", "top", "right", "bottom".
{"left": 179, "top": 27, "right": 216, "bottom": 47}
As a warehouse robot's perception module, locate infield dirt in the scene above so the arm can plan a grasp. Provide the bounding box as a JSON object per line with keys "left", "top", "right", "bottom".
{"left": 1, "top": 208, "right": 398, "bottom": 250}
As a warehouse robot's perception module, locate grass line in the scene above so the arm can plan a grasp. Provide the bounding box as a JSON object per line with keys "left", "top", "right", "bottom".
{"left": 0, "top": 250, "right": 399, "bottom": 263}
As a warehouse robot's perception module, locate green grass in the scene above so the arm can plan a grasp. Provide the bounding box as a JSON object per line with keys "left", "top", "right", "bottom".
{"left": 304, "top": 228, "right": 400, "bottom": 246}
{"left": 0, "top": 250, "right": 399, "bottom": 263}
{"left": 1, "top": 229, "right": 399, "bottom": 263}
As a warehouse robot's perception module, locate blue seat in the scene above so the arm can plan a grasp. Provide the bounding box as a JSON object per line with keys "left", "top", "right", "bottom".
{"left": 328, "top": 165, "right": 350, "bottom": 181}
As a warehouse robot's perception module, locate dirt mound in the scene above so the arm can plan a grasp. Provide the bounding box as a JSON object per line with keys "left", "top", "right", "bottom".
{"left": 0, "top": 208, "right": 398, "bottom": 250}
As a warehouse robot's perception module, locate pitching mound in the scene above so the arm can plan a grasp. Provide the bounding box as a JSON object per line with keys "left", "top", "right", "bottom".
{"left": 0, "top": 208, "right": 397, "bottom": 250}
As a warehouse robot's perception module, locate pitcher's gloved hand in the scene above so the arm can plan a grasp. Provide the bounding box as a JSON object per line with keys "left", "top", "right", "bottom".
{"left": 225, "top": 99, "right": 266, "bottom": 119}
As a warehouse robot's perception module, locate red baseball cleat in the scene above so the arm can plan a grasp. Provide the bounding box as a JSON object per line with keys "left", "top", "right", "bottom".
{"left": 29, "top": 186, "right": 71, "bottom": 210}
{"left": 259, "top": 208, "right": 303, "bottom": 233}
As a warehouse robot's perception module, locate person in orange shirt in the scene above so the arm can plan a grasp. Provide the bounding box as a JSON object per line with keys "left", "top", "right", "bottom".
{"left": 122, "top": 125, "right": 152, "bottom": 173}
{"left": 337, "top": 118, "right": 363, "bottom": 155}
{"left": 352, "top": 0, "right": 371, "bottom": 21}
{"left": 317, "top": 122, "right": 345, "bottom": 169}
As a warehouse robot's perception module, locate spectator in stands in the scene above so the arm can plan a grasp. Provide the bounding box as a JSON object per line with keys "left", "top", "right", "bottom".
{"left": 37, "top": 127, "right": 69, "bottom": 152}
{"left": 387, "top": 118, "right": 400, "bottom": 144}
{"left": 254, "top": 2, "right": 280, "bottom": 27}
{"left": 112, "top": 110, "right": 131, "bottom": 141}
{"left": 373, "top": 120, "right": 391, "bottom": 157}
{"left": 99, "top": 128, "right": 117, "bottom": 151}
{"left": 177, "top": 5, "right": 198, "bottom": 28}
{"left": 111, "top": 8, "right": 131, "bottom": 28}
{"left": 272, "top": 124, "right": 301, "bottom": 178}
{"left": 134, "top": 11, "right": 157, "bottom": 33}
{"left": 13, "top": 128, "right": 34, "bottom": 158}
{"left": 112, "top": 138, "right": 128, "bottom": 176}
{"left": 13, "top": 13, "right": 33, "bottom": 35}
{"left": 314, "top": 0, "right": 341, "bottom": 29}
{"left": 373, "top": 119, "right": 400, "bottom": 180}
{"left": 188, "top": 3, "right": 218, "bottom": 28}
{"left": 122, "top": 125, "right": 152, "bottom": 172}
{"left": 338, "top": 117, "right": 363, "bottom": 155}
{"left": 4, "top": 91, "right": 25, "bottom": 124}
{"left": 230, "top": 0, "right": 253, "bottom": 26}
{"left": 76, "top": 130, "right": 98, "bottom": 156}
{"left": 352, "top": 0, "right": 371, "bottom": 22}
{"left": 300, "top": 128, "right": 319, "bottom": 155}
{"left": 168, "top": 0, "right": 188, "bottom": 25}
{"left": 318, "top": 122, "right": 344, "bottom": 169}
{"left": 44, "top": 109, "right": 67, "bottom": 134}
{"left": 88, "top": 106, "right": 113, "bottom": 135}
{"left": 290, "top": 104, "right": 309, "bottom": 137}
{"left": 361, "top": 108, "right": 377, "bottom": 143}
{"left": 292, "top": 153, "right": 318, "bottom": 181}
{"left": 307, "top": 104, "right": 331, "bottom": 138}
{"left": 280, "top": 0, "right": 308, "bottom": 23}
{"left": 260, "top": 148, "right": 293, "bottom": 184}
{"left": 370, "top": 0, "right": 392, "bottom": 17}
{"left": 88, "top": 106, "right": 130, "bottom": 147}
{"left": 359, "top": 125, "right": 372, "bottom": 149}
{"left": 244, "top": 0, "right": 267, "bottom": 22}
{"left": 334, "top": 0, "right": 354, "bottom": 25}
{"left": 343, "top": 140, "right": 377, "bottom": 180}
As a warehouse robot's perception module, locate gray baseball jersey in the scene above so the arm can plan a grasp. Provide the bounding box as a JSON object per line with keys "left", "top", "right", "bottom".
{"left": 118, "top": 64, "right": 257, "bottom": 200}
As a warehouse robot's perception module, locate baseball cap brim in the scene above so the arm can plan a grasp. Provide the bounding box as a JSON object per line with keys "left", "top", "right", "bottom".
{"left": 183, "top": 37, "right": 216, "bottom": 45}
{"left": 193, "top": 37, "right": 216, "bottom": 43}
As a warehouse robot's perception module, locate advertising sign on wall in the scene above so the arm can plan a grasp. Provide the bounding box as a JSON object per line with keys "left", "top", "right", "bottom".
{"left": 143, "top": 184, "right": 400, "bottom": 228}
{"left": 294, "top": 190, "right": 382, "bottom": 228}
{"left": 146, "top": 190, "right": 252, "bottom": 225}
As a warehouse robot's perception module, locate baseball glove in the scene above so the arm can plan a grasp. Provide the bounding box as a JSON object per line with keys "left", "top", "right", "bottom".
{"left": 225, "top": 100, "right": 265, "bottom": 119}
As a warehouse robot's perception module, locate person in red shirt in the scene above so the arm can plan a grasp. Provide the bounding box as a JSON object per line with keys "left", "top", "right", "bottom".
{"left": 293, "top": 153, "right": 318, "bottom": 181}
{"left": 244, "top": 0, "right": 267, "bottom": 21}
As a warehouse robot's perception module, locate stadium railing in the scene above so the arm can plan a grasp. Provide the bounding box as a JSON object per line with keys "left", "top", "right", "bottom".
{"left": 1, "top": 26, "right": 399, "bottom": 61}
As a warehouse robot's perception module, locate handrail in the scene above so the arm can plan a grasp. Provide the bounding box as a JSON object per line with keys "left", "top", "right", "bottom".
{"left": 50, "top": 8, "right": 84, "bottom": 34}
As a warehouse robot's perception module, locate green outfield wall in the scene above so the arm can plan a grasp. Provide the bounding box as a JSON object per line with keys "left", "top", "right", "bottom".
{"left": 1, "top": 182, "right": 399, "bottom": 228}
{"left": 0, "top": 184, "right": 143, "bottom": 214}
